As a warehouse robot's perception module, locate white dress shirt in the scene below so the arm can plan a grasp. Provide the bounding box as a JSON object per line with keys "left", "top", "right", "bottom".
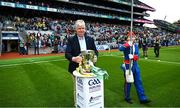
{"left": 78, "top": 36, "right": 87, "bottom": 51}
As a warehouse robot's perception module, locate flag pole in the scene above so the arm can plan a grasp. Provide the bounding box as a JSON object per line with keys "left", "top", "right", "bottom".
{"left": 129, "top": 0, "right": 134, "bottom": 75}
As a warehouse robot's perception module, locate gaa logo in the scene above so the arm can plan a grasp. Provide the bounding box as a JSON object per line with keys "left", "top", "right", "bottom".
{"left": 88, "top": 78, "right": 101, "bottom": 86}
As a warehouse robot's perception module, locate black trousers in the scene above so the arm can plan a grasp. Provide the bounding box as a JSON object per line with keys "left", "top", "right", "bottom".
{"left": 154, "top": 46, "right": 160, "bottom": 57}
{"left": 34, "top": 47, "right": 39, "bottom": 55}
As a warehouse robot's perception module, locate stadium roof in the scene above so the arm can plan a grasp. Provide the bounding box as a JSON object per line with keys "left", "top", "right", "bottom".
{"left": 106, "top": 0, "right": 155, "bottom": 11}
{"left": 154, "top": 19, "right": 180, "bottom": 33}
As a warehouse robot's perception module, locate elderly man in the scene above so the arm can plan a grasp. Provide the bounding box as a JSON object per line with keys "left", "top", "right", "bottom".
{"left": 65, "top": 19, "right": 98, "bottom": 74}
{"left": 65, "top": 19, "right": 98, "bottom": 107}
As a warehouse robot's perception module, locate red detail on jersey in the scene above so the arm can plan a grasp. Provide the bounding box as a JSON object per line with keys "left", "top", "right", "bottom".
{"left": 123, "top": 43, "right": 130, "bottom": 48}
{"left": 133, "top": 55, "right": 138, "bottom": 61}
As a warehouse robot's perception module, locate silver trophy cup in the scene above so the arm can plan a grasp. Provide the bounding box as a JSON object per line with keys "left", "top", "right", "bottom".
{"left": 79, "top": 50, "right": 95, "bottom": 73}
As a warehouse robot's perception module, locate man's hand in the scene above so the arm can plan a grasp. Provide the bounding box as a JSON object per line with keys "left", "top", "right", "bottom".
{"left": 72, "top": 56, "right": 82, "bottom": 63}
{"left": 93, "top": 55, "right": 97, "bottom": 63}
{"left": 128, "top": 54, "right": 134, "bottom": 59}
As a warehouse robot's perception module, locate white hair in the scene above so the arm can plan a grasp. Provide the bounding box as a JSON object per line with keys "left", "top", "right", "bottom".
{"left": 75, "top": 19, "right": 85, "bottom": 29}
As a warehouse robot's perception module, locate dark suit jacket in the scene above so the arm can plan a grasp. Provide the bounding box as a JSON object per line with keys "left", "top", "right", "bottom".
{"left": 65, "top": 34, "right": 98, "bottom": 73}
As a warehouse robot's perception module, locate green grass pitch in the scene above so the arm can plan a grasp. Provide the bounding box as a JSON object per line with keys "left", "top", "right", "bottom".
{"left": 0, "top": 46, "right": 180, "bottom": 107}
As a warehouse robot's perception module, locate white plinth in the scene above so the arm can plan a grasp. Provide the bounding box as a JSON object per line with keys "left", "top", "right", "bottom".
{"left": 73, "top": 71, "right": 104, "bottom": 108}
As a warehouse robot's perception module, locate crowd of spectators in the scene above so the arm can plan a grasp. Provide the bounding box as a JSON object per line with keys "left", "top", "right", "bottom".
{"left": 1, "top": 14, "right": 180, "bottom": 54}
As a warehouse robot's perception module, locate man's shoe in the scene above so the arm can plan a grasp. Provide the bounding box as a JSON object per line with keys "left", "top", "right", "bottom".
{"left": 140, "top": 99, "right": 151, "bottom": 104}
{"left": 125, "top": 99, "right": 133, "bottom": 104}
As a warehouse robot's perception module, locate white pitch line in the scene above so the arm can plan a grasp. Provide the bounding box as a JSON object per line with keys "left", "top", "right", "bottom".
{"left": 0, "top": 59, "right": 66, "bottom": 67}
{"left": 140, "top": 58, "right": 180, "bottom": 65}
{"left": 0, "top": 55, "right": 111, "bottom": 67}
{"left": 100, "top": 55, "right": 180, "bottom": 65}
{"left": 0, "top": 55, "right": 180, "bottom": 67}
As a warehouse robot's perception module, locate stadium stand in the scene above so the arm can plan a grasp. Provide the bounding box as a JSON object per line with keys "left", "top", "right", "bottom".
{"left": 0, "top": 0, "right": 179, "bottom": 55}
